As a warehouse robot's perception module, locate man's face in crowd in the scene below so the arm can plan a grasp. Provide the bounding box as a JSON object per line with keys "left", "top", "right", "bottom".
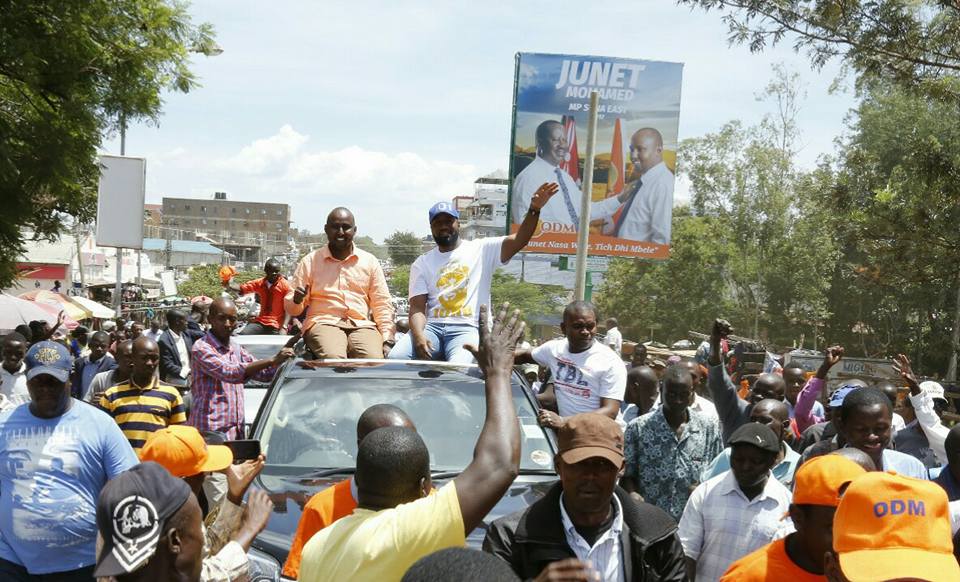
{"left": 874, "top": 381, "right": 901, "bottom": 413}
{"left": 540, "top": 122, "right": 567, "bottom": 166}
{"left": 625, "top": 374, "right": 659, "bottom": 416}
{"left": 27, "top": 374, "right": 71, "bottom": 418}
{"left": 839, "top": 404, "right": 891, "bottom": 462}
{"left": 561, "top": 308, "right": 596, "bottom": 352}
{"left": 661, "top": 375, "right": 692, "bottom": 416}
{"left": 131, "top": 339, "right": 160, "bottom": 385}
{"left": 150, "top": 321, "right": 160, "bottom": 332}
{"left": 170, "top": 494, "right": 205, "bottom": 581}
{"left": 88, "top": 334, "right": 109, "bottom": 362}
{"left": 209, "top": 304, "right": 238, "bottom": 339}
{"left": 430, "top": 214, "right": 460, "bottom": 248}
{"left": 750, "top": 374, "right": 786, "bottom": 405}
{"left": 783, "top": 367, "right": 806, "bottom": 406}
{"left": 792, "top": 504, "right": 837, "bottom": 573}
{"left": 730, "top": 443, "right": 775, "bottom": 490}
{"left": 2, "top": 339, "right": 26, "bottom": 371}
{"left": 130, "top": 323, "right": 144, "bottom": 339}
{"left": 325, "top": 210, "right": 357, "bottom": 254}
{"left": 749, "top": 400, "right": 788, "bottom": 442}
{"left": 629, "top": 130, "right": 663, "bottom": 174}
{"left": 680, "top": 360, "right": 702, "bottom": 392}
{"left": 115, "top": 342, "right": 134, "bottom": 378}
{"left": 169, "top": 315, "right": 187, "bottom": 334}
{"left": 631, "top": 346, "right": 647, "bottom": 368}
{"left": 264, "top": 262, "right": 282, "bottom": 285}
{"left": 556, "top": 456, "right": 621, "bottom": 515}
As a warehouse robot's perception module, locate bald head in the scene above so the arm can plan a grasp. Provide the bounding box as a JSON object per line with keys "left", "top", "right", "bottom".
{"left": 357, "top": 404, "right": 415, "bottom": 445}
{"left": 630, "top": 127, "right": 664, "bottom": 173}
{"left": 210, "top": 298, "right": 236, "bottom": 318}
{"left": 751, "top": 398, "right": 789, "bottom": 423}
{"left": 131, "top": 336, "right": 158, "bottom": 354}
{"left": 327, "top": 207, "right": 355, "bottom": 224}
{"left": 209, "top": 298, "right": 238, "bottom": 342}
{"left": 830, "top": 447, "right": 877, "bottom": 472}
{"left": 750, "top": 373, "right": 786, "bottom": 405}
{"left": 130, "top": 336, "right": 160, "bottom": 386}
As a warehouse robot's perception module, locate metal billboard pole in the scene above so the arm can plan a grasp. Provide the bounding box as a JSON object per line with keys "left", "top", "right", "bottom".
{"left": 574, "top": 91, "right": 599, "bottom": 301}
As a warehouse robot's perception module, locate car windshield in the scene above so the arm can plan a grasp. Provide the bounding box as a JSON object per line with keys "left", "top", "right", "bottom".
{"left": 256, "top": 368, "right": 555, "bottom": 474}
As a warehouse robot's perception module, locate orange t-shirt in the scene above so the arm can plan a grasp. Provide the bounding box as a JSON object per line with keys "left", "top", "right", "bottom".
{"left": 282, "top": 478, "right": 357, "bottom": 579}
{"left": 720, "top": 537, "right": 825, "bottom": 581}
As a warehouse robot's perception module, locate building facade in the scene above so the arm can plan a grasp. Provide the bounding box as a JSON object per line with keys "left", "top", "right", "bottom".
{"left": 459, "top": 172, "right": 509, "bottom": 241}
{"left": 160, "top": 192, "right": 291, "bottom": 265}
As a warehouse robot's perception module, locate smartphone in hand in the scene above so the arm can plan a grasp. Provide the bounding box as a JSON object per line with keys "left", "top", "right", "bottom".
{"left": 225, "top": 439, "right": 261, "bottom": 463}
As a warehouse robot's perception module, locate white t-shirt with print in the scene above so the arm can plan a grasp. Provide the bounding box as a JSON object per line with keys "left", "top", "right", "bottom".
{"left": 532, "top": 339, "right": 627, "bottom": 419}
{"left": 409, "top": 237, "right": 505, "bottom": 326}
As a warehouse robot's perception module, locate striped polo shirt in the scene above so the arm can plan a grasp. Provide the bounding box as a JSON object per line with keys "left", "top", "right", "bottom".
{"left": 98, "top": 378, "right": 187, "bottom": 453}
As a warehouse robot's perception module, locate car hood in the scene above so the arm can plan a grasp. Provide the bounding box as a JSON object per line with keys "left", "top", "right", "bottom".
{"left": 251, "top": 469, "right": 558, "bottom": 563}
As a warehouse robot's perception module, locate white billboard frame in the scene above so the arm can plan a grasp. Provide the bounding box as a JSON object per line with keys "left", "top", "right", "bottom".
{"left": 96, "top": 154, "right": 146, "bottom": 249}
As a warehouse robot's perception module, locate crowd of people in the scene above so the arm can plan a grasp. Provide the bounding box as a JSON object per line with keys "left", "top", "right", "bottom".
{"left": 0, "top": 184, "right": 958, "bottom": 581}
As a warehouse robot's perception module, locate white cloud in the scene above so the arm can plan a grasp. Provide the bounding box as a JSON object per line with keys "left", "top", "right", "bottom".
{"left": 217, "top": 124, "right": 309, "bottom": 174}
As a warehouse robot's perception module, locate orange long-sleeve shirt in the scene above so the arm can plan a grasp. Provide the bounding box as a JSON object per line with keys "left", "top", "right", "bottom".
{"left": 284, "top": 245, "right": 395, "bottom": 341}
{"left": 282, "top": 478, "right": 357, "bottom": 579}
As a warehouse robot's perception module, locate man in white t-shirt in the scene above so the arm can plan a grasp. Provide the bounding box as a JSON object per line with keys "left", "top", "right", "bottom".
{"left": 514, "top": 301, "right": 626, "bottom": 429}
{"left": 604, "top": 317, "right": 623, "bottom": 355}
{"left": 389, "top": 184, "right": 558, "bottom": 363}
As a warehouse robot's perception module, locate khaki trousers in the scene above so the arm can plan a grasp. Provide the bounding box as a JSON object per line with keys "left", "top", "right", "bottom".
{"left": 305, "top": 322, "right": 384, "bottom": 359}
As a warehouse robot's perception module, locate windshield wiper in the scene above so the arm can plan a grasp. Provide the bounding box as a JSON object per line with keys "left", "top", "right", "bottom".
{"left": 299, "top": 467, "right": 356, "bottom": 479}
{"left": 429, "top": 468, "right": 556, "bottom": 480}
{"left": 429, "top": 470, "right": 462, "bottom": 480}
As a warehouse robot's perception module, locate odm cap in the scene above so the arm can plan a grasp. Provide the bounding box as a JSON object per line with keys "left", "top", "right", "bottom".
{"left": 920, "top": 381, "right": 949, "bottom": 405}
{"left": 833, "top": 471, "right": 960, "bottom": 582}
{"left": 95, "top": 462, "right": 192, "bottom": 577}
{"left": 428, "top": 201, "right": 459, "bottom": 223}
{"left": 829, "top": 384, "right": 859, "bottom": 409}
{"left": 728, "top": 422, "right": 780, "bottom": 455}
{"left": 24, "top": 340, "right": 72, "bottom": 382}
{"left": 557, "top": 413, "right": 624, "bottom": 467}
{"left": 139, "top": 425, "right": 233, "bottom": 476}
{"left": 792, "top": 455, "right": 866, "bottom": 507}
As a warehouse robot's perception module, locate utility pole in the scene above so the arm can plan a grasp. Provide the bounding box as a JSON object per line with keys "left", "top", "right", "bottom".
{"left": 573, "top": 91, "right": 600, "bottom": 301}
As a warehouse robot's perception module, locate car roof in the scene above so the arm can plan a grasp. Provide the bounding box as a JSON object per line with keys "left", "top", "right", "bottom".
{"left": 234, "top": 334, "right": 293, "bottom": 346}
{"left": 281, "top": 358, "right": 484, "bottom": 379}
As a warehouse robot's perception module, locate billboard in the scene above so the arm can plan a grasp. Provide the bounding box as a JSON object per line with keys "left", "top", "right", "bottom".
{"left": 507, "top": 53, "right": 683, "bottom": 259}
{"left": 96, "top": 155, "right": 146, "bottom": 249}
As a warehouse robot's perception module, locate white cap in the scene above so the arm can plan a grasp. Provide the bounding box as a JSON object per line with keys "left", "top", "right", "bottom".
{"left": 920, "top": 381, "right": 947, "bottom": 402}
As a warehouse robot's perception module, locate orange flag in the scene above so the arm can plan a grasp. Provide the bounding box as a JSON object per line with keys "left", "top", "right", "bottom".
{"left": 607, "top": 118, "right": 625, "bottom": 198}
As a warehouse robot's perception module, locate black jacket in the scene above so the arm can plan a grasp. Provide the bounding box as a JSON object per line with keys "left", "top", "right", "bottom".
{"left": 158, "top": 329, "right": 194, "bottom": 384}
{"left": 483, "top": 484, "right": 687, "bottom": 582}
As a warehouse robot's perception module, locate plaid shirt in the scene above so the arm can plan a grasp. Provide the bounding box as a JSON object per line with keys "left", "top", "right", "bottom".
{"left": 189, "top": 331, "right": 277, "bottom": 439}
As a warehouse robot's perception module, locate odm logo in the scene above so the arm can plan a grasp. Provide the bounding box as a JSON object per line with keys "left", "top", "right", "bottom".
{"left": 873, "top": 499, "right": 925, "bottom": 518}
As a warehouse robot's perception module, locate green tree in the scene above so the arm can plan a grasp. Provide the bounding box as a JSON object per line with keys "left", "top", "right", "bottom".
{"left": 1, "top": 0, "right": 216, "bottom": 287}
{"left": 824, "top": 83, "right": 960, "bottom": 378}
{"left": 490, "top": 271, "right": 564, "bottom": 320}
{"left": 384, "top": 231, "right": 422, "bottom": 266}
{"left": 677, "top": 0, "right": 960, "bottom": 99}
{"left": 388, "top": 264, "right": 410, "bottom": 297}
{"left": 178, "top": 264, "right": 261, "bottom": 299}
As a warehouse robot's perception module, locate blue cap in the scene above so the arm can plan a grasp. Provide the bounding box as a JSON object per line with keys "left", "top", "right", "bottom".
{"left": 428, "top": 202, "right": 459, "bottom": 223}
{"left": 829, "top": 384, "right": 859, "bottom": 409}
{"left": 25, "top": 341, "right": 72, "bottom": 382}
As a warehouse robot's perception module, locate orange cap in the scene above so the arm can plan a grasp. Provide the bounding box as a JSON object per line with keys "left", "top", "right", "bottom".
{"left": 833, "top": 472, "right": 960, "bottom": 582}
{"left": 219, "top": 265, "right": 237, "bottom": 283}
{"left": 140, "top": 425, "right": 233, "bottom": 477}
{"left": 792, "top": 455, "right": 866, "bottom": 507}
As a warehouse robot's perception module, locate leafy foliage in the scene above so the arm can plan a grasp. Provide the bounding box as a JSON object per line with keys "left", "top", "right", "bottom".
{"left": 677, "top": 0, "right": 960, "bottom": 100}
{"left": 0, "top": 0, "right": 215, "bottom": 287}
{"left": 387, "top": 264, "right": 410, "bottom": 297}
{"left": 177, "top": 264, "right": 261, "bottom": 299}
{"left": 384, "top": 231, "right": 422, "bottom": 266}
{"left": 490, "top": 271, "right": 564, "bottom": 320}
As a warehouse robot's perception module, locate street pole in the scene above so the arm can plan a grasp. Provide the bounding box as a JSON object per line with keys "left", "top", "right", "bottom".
{"left": 114, "top": 117, "right": 126, "bottom": 313}
{"left": 573, "top": 91, "right": 599, "bottom": 301}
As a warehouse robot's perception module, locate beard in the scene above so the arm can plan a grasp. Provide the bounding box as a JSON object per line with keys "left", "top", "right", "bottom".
{"left": 433, "top": 231, "right": 459, "bottom": 247}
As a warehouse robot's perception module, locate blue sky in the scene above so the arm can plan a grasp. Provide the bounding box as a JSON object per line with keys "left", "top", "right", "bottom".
{"left": 102, "top": 0, "right": 856, "bottom": 241}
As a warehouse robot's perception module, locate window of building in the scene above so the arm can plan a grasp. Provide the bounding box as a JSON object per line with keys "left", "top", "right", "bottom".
{"left": 231, "top": 208, "right": 236, "bottom": 214}
{"left": 184, "top": 205, "right": 191, "bottom": 211}
{"left": 243, "top": 221, "right": 249, "bottom": 227}
{"left": 201, "top": 206, "right": 206, "bottom": 213}
{"left": 201, "top": 219, "right": 207, "bottom": 225}
{"left": 276, "top": 223, "right": 282, "bottom": 230}
{"left": 276, "top": 209, "right": 282, "bottom": 216}
{"left": 245, "top": 208, "right": 250, "bottom": 215}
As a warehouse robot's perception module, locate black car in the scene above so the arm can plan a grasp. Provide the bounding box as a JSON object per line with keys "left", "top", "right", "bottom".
{"left": 244, "top": 358, "right": 559, "bottom": 581}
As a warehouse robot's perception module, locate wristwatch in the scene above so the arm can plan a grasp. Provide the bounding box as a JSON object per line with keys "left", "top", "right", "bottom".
{"left": 527, "top": 208, "right": 541, "bottom": 216}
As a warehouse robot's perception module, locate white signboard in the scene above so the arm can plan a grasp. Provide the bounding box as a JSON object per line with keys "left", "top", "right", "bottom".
{"left": 96, "top": 155, "right": 146, "bottom": 249}
{"left": 160, "top": 271, "right": 177, "bottom": 298}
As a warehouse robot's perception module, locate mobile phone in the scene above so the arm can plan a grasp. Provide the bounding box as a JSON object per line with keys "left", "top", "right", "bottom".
{"left": 225, "top": 439, "right": 261, "bottom": 462}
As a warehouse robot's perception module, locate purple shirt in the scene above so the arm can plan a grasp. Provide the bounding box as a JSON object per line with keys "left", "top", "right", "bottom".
{"left": 794, "top": 377, "right": 826, "bottom": 434}
{"left": 189, "top": 332, "right": 276, "bottom": 440}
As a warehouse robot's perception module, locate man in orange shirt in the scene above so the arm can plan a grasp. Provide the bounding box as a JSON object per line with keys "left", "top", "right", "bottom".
{"left": 224, "top": 258, "right": 292, "bottom": 335}
{"left": 720, "top": 453, "right": 866, "bottom": 581}
{"left": 284, "top": 208, "right": 395, "bottom": 358}
{"left": 281, "top": 403, "right": 417, "bottom": 579}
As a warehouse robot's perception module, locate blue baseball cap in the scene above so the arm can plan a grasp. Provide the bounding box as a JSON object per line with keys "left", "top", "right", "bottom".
{"left": 829, "top": 384, "right": 860, "bottom": 409}
{"left": 428, "top": 201, "right": 459, "bottom": 223}
{"left": 25, "top": 341, "right": 72, "bottom": 382}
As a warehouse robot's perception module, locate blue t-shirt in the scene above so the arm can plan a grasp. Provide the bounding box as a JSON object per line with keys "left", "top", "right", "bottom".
{"left": 0, "top": 401, "right": 138, "bottom": 573}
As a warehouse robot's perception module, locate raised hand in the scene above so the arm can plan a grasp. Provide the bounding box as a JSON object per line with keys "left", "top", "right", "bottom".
{"left": 893, "top": 353, "right": 920, "bottom": 390}
{"left": 711, "top": 318, "right": 733, "bottom": 342}
{"left": 529, "top": 183, "right": 560, "bottom": 212}
{"left": 225, "top": 454, "right": 266, "bottom": 505}
{"left": 293, "top": 284, "right": 310, "bottom": 305}
{"left": 476, "top": 303, "right": 525, "bottom": 377}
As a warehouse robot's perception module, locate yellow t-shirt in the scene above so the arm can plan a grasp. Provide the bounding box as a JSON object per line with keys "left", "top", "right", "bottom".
{"left": 298, "top": 482, "right": 465, "bottom": 582}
